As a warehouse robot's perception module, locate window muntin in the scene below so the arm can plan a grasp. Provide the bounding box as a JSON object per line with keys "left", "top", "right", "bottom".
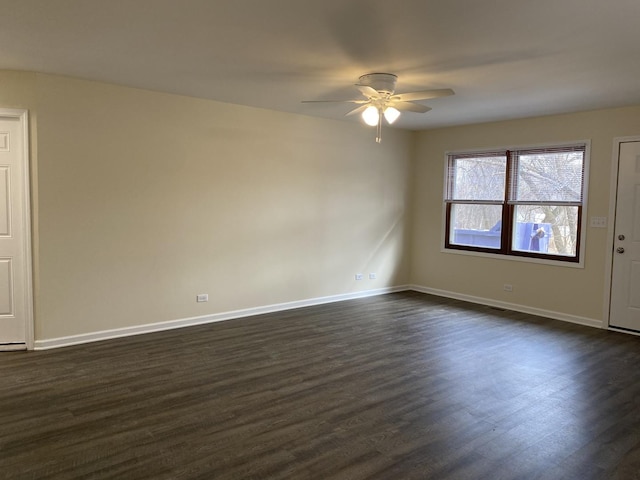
{"left": 444, "top": 144, "right": 587, "bottom": 262}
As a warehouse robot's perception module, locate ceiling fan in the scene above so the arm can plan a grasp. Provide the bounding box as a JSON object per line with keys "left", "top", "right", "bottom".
{"left": 303, "top": 73, "right": 454, "bottom": 143}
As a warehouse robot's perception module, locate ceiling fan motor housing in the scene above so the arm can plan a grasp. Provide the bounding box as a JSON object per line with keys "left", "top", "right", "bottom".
{"left": 358, "top": 73, "right": 398, "bottom": 95}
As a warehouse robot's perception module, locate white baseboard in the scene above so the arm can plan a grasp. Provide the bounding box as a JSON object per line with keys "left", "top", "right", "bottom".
{"left": 34, "top": 284, "right": 604, "bottom": 350}
{"left": 409, "top": 284, "right": 603, "bottom": 329}
{"left": 33, "top": 286, "right": 410, "bottom": 350}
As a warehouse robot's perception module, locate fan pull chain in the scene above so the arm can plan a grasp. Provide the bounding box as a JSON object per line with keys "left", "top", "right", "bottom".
{"left": 376, "top": 108, "right": 382, "bottom": 143}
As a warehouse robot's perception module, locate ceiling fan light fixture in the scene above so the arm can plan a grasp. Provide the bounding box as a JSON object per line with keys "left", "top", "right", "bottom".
{"left": 383, "top": 106, "right": 400, "bottom": 124}
{"left": 302, "top": 72, "right": 455, "bottom": 143}
{"left": 362, "top": 105, "right": 380, "bottom": 126}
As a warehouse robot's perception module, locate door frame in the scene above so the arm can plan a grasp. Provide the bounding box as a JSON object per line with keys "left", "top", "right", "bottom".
{"left": 604, "top": 135, "right": 640, "bottom": 333}
{"left": 0, "top": 108, "right": 34, "bottom": 350}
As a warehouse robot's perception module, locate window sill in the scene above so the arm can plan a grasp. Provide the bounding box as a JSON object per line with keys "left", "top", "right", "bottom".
{"left": 441, "top": 246, "right": 585, "bottom": 269}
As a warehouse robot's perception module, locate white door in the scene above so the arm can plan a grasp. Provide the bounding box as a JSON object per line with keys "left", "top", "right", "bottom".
{"left": 0, "top": 110, "right": 32, "bottom": 350}
{"left": 610, "top": 140, "right": 640, "bottom": 332}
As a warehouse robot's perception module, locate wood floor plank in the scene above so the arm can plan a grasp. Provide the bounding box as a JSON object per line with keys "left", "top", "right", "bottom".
{"left": 1, "top": 291, "right": 640, "bottom": 479}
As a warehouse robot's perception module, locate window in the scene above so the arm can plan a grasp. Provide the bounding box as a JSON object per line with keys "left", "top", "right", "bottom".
{"left": 444, "top": 143, "right": 587, "bottom": 263}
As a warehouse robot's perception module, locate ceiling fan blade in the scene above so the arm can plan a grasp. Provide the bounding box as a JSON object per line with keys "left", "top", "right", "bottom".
{"left": 394, "top": 102, "right": 432, "bottom": 113}
{"left": 301, "top": 99, "right": 368, "bottom": 104}
{"left": 345, "top": 105, "right": 370, "bottom": 116}
{"left": 355, "top": 85, "right": 380, "bottom": 99}
{"left": 393, "top": 88, "right": 455, "bottom": 102}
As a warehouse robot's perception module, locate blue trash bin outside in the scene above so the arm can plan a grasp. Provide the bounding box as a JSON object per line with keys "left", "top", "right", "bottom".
{"left": 514, "top": 222, "right": 551, "bottom": 252}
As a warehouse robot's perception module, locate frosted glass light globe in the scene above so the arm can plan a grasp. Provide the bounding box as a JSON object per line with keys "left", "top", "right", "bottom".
{"left": 384, "top": 107, "right": 400, "bottom": 124}
{"left": 362, "top": 105, "right": 380, "bottom": 126}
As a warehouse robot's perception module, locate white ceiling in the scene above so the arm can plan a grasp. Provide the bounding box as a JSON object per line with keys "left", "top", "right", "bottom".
{"left": 2, "top": 0, "right": 640, "bottom": 130}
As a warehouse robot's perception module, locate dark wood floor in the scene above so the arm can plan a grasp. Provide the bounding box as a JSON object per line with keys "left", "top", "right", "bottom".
{"left": 2, "top": 292, "right": 640, "bottom": 479}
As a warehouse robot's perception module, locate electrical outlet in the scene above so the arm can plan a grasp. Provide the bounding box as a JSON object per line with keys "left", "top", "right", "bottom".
{"left": 503, "top": 284, "right": 513, "bottom": 292}
{"left": 196, "top": 294, "right": 209, "bottom": 302}
{"left": 355, "top": 274, "right": 363, "bottom": 280}
{"left": 369, "top": 273, "right": 377, "bottom": 279}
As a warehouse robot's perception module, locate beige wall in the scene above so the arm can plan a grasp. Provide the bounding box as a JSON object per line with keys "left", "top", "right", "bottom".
{"left": 0, "top": 71, "right": 413, "bottom": 341}
{"left": 411, "top": 107, "right": 640, "bottom": 323}
{"left": 3, "top": 68, "right": 640, "bottom": 342}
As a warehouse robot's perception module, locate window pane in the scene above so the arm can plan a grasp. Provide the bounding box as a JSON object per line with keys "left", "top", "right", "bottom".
{"left": 450, "top": 156, "right": 506, "bottom": 201}
{"left": 511, "top": 205, "right": 579, "bottom": 256}
{"left": 450, "top": 204, "right": 503, "bottom": 249}
{"left": 514, "top": 150, "right": 584, "bottom": 202}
